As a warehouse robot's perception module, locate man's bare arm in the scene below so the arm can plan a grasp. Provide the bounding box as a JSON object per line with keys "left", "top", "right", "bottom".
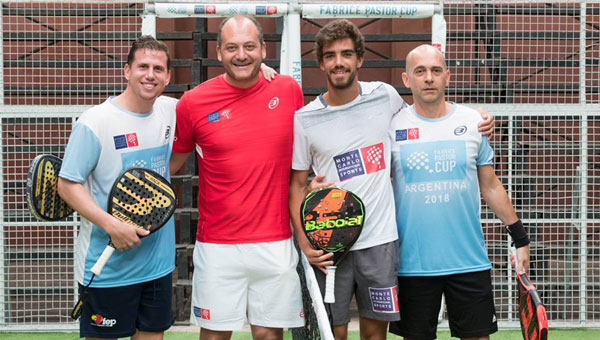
{"left": 289, "top": 170, "right": 334, "bottom": 273}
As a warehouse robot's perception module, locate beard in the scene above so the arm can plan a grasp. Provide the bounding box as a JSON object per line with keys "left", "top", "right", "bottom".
{"left": 327, "top": 67, "right": 358, "bottom": 90}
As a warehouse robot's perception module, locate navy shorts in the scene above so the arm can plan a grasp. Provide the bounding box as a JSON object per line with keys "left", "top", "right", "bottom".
{"left": 79, "top": 273, "right": 173, "bottom": 338}
{"left": 389, "top": 270, "right": 498, "bottom": 340}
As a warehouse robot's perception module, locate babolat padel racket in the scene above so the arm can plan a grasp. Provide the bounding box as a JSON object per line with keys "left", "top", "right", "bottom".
{"left": 512, "top": 247, "right": 549, "bottom": 340}
{"left": 301, "top": 187, "right": 364, "bottom": 303}
{"left": 26, "top": 154, "right": 74, "bottom": 221}
{"left": 71, "top": 167, "right": 176, "bottom": 319}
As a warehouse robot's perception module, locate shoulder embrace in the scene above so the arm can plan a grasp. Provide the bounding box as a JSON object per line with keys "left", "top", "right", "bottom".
{"left": 455, "top": 103, "right": 484, "bottom": 122}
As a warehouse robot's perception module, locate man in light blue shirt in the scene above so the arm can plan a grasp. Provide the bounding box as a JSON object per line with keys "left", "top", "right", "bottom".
{"left": 389, "top": 45, "right": 530, "bottom": 340}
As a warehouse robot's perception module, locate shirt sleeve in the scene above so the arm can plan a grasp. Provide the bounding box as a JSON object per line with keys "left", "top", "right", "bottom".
{"left": 293, "top": 80, "right": 304, "bottom": 110}
{"left": 59, "top": 123, "right": 101, "bottom": 183}
{"left": 385, "top": 83, "right": 407, "bottom": 116}
{"left": 477, "top": 135, "right": 494, "bottom": 166}
{"left": 172, "top": 93, "right": 196, "bottom": 153}
{"left": 291, "top": 114, "right": 312, "bottom": 171}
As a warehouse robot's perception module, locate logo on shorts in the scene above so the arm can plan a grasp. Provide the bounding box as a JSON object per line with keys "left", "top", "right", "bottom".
{"left": 91, "top": 314, "right": 117, "bottom": 327}
{"left": 368, "top": 286, "right": 399, "bottom": 313}
{"left": 194, "top": 306, "right": 211, "bottom": 320}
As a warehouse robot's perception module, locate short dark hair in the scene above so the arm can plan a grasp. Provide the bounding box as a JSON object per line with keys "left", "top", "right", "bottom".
{"left": 126, "top": 35, "right": 171, "bottom": 69}
{"left": 315, "top": 19, "right": 365, "bottom": 63}
{"left": 217, "top": 14, "right": 264, "bottom": 46}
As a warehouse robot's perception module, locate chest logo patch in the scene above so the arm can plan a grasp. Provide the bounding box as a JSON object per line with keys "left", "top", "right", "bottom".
{"left": 114, "top": 133, "right": 138, "bottom": 150}
{"left": 333, "top": 142, "right": 386, "bottom": 181}
{"left": 395, "top": 128, "right": 419, "bottom": 141}
{"left": 208, "top": 111, "right": 219, "bottom": 122}
{"left": 268, "top": 97, "right": 279, "bottom": 109}
{"left": 454, "top": 125, "right": 467, "bottom": 136}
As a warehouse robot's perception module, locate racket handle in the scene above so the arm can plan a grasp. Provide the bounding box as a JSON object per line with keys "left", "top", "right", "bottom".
{"left": 91, "top": 245, "right": 115, "bottom": 276}
{"left": 511, "top": 246, "right": 521, "bottom": 274}
{"left": 324, "top": 265, "right": 336, "bottom": 303}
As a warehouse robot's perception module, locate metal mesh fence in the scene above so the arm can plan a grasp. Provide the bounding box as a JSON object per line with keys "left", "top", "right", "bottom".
{"left": 0, "top": 0, "right": 144, "bottom": 330}
{"left": 1, "top": 1, "right": 143, "bottom": 106}
{"left": 442, "top": 0, "right": 600, "bottom": 327}
{"left": 445, "top": 0, "right": 594, "bottom": 105}
{"left": 0, "top": 0, "right": 598, "bottom": 331}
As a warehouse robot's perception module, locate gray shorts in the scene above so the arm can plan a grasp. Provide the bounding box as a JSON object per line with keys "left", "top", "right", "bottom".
{"left": 314, "top": 240, "right": 400, "bottom": 325}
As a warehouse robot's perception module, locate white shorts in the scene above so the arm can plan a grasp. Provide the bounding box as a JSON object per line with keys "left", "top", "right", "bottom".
{"left": 190, "top": 238, "right": 304, "bottom": 330}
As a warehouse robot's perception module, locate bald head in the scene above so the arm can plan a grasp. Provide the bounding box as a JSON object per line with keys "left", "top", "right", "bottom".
{"left": 217, "top": 14, "right": 264, "bottom": 46}
{"left": 405, "top": 44, "right": 447, "bottom": 73}
{"left": 402, "top": 44, "right": 451, "bottom": 110}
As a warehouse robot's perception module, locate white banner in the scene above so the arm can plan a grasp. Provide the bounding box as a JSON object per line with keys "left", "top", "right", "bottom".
{"left": 280, "top": 12, "right": 303, "bottom": 86}
{"left": 302, "top": 3, "right": 436, "bottom": 19}
{"left": 153, "top": 3, "right": 289, "bottom": 18}
{"left": 141, "top": 13, "right": 156, "bottom": 37}
{"left": 432, "top": 13, "right": 447, "bottom": 54}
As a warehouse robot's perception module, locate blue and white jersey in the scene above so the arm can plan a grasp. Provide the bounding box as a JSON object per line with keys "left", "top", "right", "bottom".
{"left": 390, "top": 103, "right": 494, "bottom": 276}
{"left": 59, "top": 96, "right": 177, "bottom": 287}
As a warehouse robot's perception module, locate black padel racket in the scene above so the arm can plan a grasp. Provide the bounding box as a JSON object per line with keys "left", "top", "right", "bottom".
{"left": 301, "top": 187, "right": 364, "bottom": 303}
{"left": 26, "top": 154, "right": 74, "bottom": 221}
{"left": 512, "top": 247, "right": 549, "bottom": 340}
{"left": 71, "top": 167, "right": 176, "bottom": 319}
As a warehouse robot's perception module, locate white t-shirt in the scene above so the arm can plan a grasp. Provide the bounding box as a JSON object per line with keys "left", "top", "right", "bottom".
{"left": 292, "top": 81, "right": 405, "bottom": 250}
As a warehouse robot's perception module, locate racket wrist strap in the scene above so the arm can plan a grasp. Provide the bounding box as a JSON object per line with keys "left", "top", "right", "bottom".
{"left": 506, "top": 219, "right": 530, "bottom": 248}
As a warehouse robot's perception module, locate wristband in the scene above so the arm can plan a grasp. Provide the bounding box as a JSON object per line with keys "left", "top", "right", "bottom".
{"left": 506, "top": 219, "right": 530, "bottom": 248}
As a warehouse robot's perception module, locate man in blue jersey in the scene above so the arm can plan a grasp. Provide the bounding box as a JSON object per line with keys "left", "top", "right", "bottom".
{"left": 289, "top": 19, "right": 495, "bottom": 340}
{"left": 389, "top": 44, "right": 531, "bottom": 340}
{"left": 58, "top": 36, "right": 177, "bottom": 340}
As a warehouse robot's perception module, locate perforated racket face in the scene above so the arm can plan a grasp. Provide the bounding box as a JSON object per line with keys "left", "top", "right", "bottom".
{"left": 26, "top": 154, "right": 74, "bottom": 221}
{"left": 301, "top": 187, "right": 364, "bottom": 262}
{"left": 108, "top": 168, "right": 176, "bottom": 234}
{"left": 517, "top": 273, "right": 549, "bottom": 340}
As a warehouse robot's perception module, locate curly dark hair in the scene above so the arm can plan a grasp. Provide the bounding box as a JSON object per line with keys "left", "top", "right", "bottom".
{"left": 315, "top": 19, "right": 365, "bottom": 63}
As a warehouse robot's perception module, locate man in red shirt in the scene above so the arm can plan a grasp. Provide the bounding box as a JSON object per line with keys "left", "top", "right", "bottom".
{"left": 170, "top": 15, "right": 305, "bottom": 340}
